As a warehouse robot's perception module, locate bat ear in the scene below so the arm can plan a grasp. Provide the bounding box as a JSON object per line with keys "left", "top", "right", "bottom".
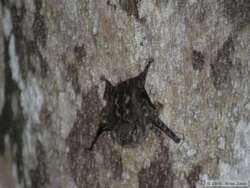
{"left": 101, "top": 75, "right": 114, "bottom": 100}
{"left": 138, "top": 57, "right": 154, "bottom": 86}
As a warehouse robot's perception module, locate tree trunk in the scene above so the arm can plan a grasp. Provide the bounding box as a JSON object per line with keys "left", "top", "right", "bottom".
{"left": 0, "top": 0, "right": 250, "bottom": 187}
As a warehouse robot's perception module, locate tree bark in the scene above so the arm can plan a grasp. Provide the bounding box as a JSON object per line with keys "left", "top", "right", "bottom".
{"left": 0, "top": 0, "right": 250, "bottom": 187}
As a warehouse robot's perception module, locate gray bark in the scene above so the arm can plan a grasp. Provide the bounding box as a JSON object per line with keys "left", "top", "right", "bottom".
{"left": 0, "top": 0, "right": 250, "bottom": 187}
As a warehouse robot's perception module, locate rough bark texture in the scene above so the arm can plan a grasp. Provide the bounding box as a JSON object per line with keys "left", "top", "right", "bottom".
{"left": 0, "top": 0, "right": 250, "bottom": 188}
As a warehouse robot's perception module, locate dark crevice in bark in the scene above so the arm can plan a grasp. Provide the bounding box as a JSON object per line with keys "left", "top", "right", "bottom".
{"left": 119, "top": 0, "right": 140, "bottom": 19}
{"left": 0, "top": 36, "right": 26, "bottom": 184}
{"left": 10, "top": 1, "right": 49, "bottom": 79}
{"left": 185, "top": 164, "right": 202, "bottom": 188}
{"left": 30, "top": 141, "right": 49, "bottom": 188}
{"left": 192, "top": 50, "right": 205, "bottom": 72}
{"left": 222, "top": 0, "right": 250, "bottom": 31}
{"left": 33, "top": 0, "right": 47, "bottom": 48}
{"left": 210, "top": 35, "right": 234, "bottom": 90}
